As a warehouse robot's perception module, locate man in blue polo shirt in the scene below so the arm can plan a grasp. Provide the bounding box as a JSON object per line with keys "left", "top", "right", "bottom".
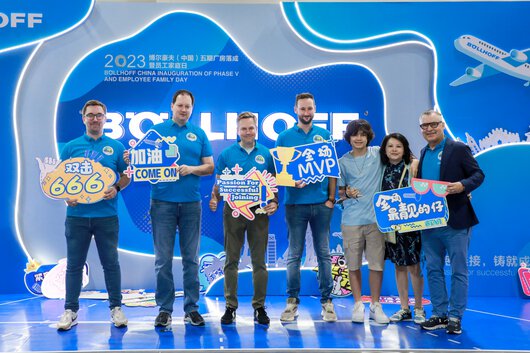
{"left": 150, "top": 89, "right": 214, "bottom": 327}
{"left": 57, "top": 100, "right": 130, "bottom": 331}
{"left": 275, "top": 92, "right": 337, "bottom": 322}
{"left": 209, "top": 112, "right": 278, "bottom": 325}
{"left": 417, "top": 110, "right": 484, "bottom": 335}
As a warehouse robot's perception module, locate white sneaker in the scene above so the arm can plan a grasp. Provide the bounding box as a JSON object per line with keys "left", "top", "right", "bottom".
{"left": 351, "top": 301, "right": 365, "bottom": 323}
{"left": 321, "top": 300, "right": 337, "bottom": 322}
{"left": 111, "top": 307, "right": 128, "bottom": 327}
{"left": 414, "top": 307, "right": 426, "bottom": 324}
{"left": 369, "top": 302, "right": 390, "bottom": 324}
{"left": 57, "top": 309, "right": 78, "bottom": 331}
{"left": 280, "top": 298, "right": 299, "bottom": 322}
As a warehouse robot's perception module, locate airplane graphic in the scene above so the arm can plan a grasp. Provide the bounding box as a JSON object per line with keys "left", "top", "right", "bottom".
{"left": 450, "top": 35, "right": 530, "bottom": 87}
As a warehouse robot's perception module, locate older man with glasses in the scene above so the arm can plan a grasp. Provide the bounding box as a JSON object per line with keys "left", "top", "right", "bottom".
{"left": 417, "top": 110, "right": 484, "bottom": 335}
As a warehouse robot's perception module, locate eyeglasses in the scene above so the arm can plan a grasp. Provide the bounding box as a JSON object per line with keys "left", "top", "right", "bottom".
{"left": 84, "top": 113, "right": 105, "bottom": 120}
{"left": 411, "top": 178, "right": 449, "bottom": 197}
{"left": 419, "top": 121, "right": 443, "bottom": 130}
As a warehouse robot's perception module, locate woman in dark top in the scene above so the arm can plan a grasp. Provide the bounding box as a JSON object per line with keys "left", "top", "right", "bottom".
{"left": 380, "top": 133, "right": 426, "bottom": 324}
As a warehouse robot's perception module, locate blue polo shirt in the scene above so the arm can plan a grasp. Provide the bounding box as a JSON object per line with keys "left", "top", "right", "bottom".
{"left": 215, "top": 142, "right": 275, "bottom": 175}
{"left": 422, "top": 137, "right": 446, "bottom": 181}
{"left": 150, "top": 119, "right": 213, "bottom": 202}
{"left": 60, "top": 134, "right": 127, "bottom": 218}
{"left": 275, "top": 125, "right": 331, "bottom": 205}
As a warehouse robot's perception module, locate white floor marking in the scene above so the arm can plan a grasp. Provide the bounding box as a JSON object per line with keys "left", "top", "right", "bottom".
{"left": 0, "top": 296, "right": 42, "bottom": 306}
{"left": 467, "top": 308, "right": 530, "bottom": 322}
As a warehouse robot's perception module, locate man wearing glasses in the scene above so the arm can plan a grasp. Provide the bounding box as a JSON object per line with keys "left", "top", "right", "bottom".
{"left": 57, "top": 100, "right": 130, "bottom": 330}
{"left": 417, "top": 110, "right": 484, "bottom": 335}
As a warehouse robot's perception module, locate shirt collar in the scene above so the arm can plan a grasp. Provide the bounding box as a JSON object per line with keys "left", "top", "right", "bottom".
{"left": 295, "top": 125, "right": 313, "bottom": 134}
{"left": 238, "top": 141, "right": 257, "bottom": 152}
{"left": 388, "top": 159, "right": 405, "bottom": 169}
{"left": 427, "top": 137, "right": 446, "bottom": 152}
{"left": 170, "top": 120, "right": 190, "bottom": 129}
{"left": 83, "top": 133, "right": 103, "bottom": 142}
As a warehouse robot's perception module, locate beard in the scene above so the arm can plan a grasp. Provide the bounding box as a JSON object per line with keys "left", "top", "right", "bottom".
{"left": 298, "top": 115, "right": 313, "bottom": 125}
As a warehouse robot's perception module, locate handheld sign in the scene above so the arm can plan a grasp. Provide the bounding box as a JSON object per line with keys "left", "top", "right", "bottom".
{"left": 38, "top": 157, "right": 117, "bottom": 204}
{"left": 270, "top": 140, "right": 340, "bottom": 186}
{"left": 410, "top": 178, "right": 450, "bottom": 197}
{"left": 217, "top": 164, "right": 277, "bottom": 220}
{"left": 373, "top": 184, "right": 449, "bottom": 233}
{"left": 127, "top": 130, "right": 180, "bottom": 183}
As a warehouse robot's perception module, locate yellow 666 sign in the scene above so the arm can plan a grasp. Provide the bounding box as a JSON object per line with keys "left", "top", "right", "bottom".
{"left": 40, "top": 157, "right": 117, "bottom": 204}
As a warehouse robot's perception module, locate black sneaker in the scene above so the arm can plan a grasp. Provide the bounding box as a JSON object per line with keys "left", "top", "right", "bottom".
{"left": 420, "top": 316, "right": 448, "bottom": 331}
{"left": 184, "top": 311, "right": 205, "bottom": 326}
{"left": 221, "top": 307, "right": 236, "bottom": 324}
{"left": 254, "top": 307, "right": 270, "bottom": 325}
{"left": 154, "top": 312, "right": 172, "bottom": 327}
{"left": 446, "top": 318, "right": 462, "bottom": 334}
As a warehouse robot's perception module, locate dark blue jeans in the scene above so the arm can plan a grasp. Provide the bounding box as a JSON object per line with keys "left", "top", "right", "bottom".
{"left": 422, "top": 226, "right": 471, "bottom": 319}
{"left": 285, "top": 203, "right": 334, "bottom": 303}
{"left": 64, "top": 216, "right": 122, "bottom": 312}
{"left": 150, "top": 199, "right": 201, "bottom": 314}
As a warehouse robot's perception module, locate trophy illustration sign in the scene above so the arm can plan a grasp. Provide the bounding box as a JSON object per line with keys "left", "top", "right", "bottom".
{"left": 127, "top": 130, "right": 180, "bottom": 184}
{"left": 270, "top": 140, "right": 340, "bottom": 186}
{"left": 217, "top": 164, "right": 278, "bottom": 220}
{"left": 269, "top": 146, "right": 302, "bottom": 186}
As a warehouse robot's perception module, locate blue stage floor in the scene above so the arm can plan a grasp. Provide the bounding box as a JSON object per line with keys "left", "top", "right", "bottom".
{"left": 0, "top": 294, "right": 529, "bottom": 352}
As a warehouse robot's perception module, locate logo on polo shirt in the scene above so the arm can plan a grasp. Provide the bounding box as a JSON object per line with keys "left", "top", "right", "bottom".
{"left": 255, "top": 155, "right": 265, "bottom": 164}
{"left": 186, "top": 132, "right": 197, "bottom": 141}
{"left": 313, "top": 135, "right": 324, "bottom": 142}
{"left": 438, "top": 151, "right": 443, "bottom": 161}
{"left": 102, "top": 146, "right": 114, "bottom": 155}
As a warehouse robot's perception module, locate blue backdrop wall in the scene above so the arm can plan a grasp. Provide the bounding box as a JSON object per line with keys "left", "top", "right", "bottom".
{"left": 1, "top": 1, "right": 529, "bottom": 297}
